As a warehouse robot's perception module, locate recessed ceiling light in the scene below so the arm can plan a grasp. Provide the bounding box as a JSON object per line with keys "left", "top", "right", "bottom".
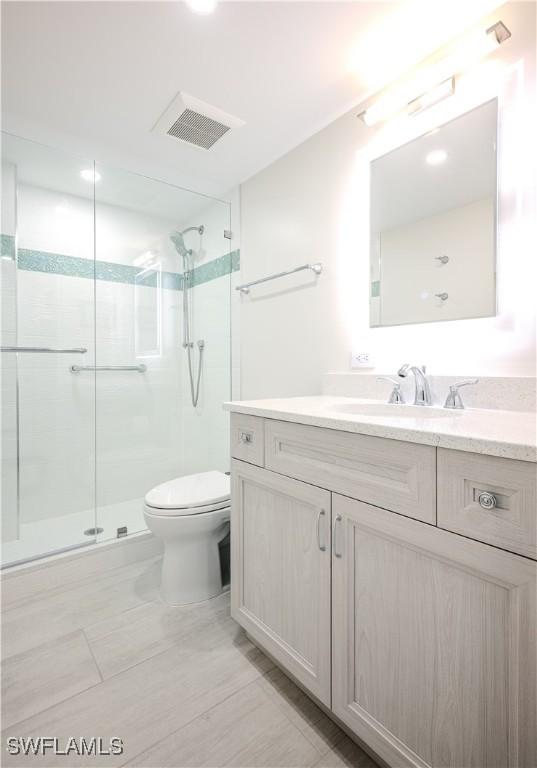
{"left": 185, "top": 0, "right": 217, "bottom": 14}
{"left": 80, "top": 169, "right": 101, "bottom": 183}
{"left": 426, "top": 149, "right": 447, "bottom": 166}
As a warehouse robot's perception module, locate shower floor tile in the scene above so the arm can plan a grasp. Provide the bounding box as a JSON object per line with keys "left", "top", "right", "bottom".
{"left": 0, "top": 556, "right": 379, "bottom": 768}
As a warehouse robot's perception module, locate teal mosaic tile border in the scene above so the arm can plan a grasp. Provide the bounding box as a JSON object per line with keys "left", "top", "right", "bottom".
{"left": 1, "top": 233, "right": 16, "bottom": 260}
{"left": 190, "top": 250, "right": 240, "bottom": 287}
{"left": 17, "top": 248, "right": 184, "bottom": 290}
{"left": 1, "top": 235, "right": 239, "bottom": 290}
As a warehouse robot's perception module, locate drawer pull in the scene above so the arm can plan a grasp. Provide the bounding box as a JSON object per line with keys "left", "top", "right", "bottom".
{"left": 239, "top": 431, "right": 253, "bottom": 444}
{"left": 478, "top": 492, "right": 497, "bottom": 510}
{"left": 333, "top": 515, "right": 343, "bottom": 558}
{"left": 317, "top": 509, "right": 327, "bottom": 551}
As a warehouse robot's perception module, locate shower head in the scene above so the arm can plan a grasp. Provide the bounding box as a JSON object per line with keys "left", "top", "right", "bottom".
{"left": 170, "top": 231, "right": 189, "bottom": 258}
{"left": 170, "top": 225, "right": 204, "bottom": 258}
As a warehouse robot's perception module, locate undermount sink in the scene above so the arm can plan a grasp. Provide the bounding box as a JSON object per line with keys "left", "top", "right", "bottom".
{"left": 330, "top": 402, "right": 462, "bottom": 419}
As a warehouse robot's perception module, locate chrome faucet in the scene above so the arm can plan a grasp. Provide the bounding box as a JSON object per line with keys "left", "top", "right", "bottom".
{"left": 397, "top": 364, "right": 432, "bottom": 406}
{"left": 444, "top": 379, "right": 479, "bottom": 409}
{"left": 377, "top": 377, "right": 405, "bottom": 404}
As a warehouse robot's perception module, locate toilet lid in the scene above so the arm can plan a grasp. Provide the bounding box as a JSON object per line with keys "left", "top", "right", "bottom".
{"left": 145, "top": 471, "right": 230, "bottom": 512}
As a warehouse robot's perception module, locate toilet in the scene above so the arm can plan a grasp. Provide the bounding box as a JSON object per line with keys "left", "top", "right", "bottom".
{"left": 144, "top": 471, "right": 230, "bottom": 606}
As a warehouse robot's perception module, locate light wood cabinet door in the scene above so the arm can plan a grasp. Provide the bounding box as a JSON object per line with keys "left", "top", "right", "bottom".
{"left": 332, "top": 494, "right": 536, "bottom": 768}
{"left": 231, "top": 459, "right": 332, "bottom": 706}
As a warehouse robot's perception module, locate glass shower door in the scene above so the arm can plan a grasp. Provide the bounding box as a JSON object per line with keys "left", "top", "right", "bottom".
{"left": 1, "top": 134, "right": 97, "bottom": 566}
{"left": 93, "top": 163, "right": 233, "bottom": 540}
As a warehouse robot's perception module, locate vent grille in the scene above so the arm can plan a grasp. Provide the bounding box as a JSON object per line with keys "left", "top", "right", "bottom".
{"left": 167, "top": 108, "right": 231, "bottom": 149}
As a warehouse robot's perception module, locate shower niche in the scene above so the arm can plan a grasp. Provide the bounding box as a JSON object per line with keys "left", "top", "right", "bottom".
{"left": 0, "top": 133, "right": 235, "bottom": 567}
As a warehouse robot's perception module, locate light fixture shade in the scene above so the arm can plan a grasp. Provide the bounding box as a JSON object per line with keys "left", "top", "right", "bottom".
{"left": 358, "top": 20, "right": 511, "bottom": 128}
{"left": 407, "top": 77, "right": 455, "bottom": 117}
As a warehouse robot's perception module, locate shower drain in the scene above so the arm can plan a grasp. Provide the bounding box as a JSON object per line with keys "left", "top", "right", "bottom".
{"left": 84, "top": 527, "right": 104, "bottom": 536}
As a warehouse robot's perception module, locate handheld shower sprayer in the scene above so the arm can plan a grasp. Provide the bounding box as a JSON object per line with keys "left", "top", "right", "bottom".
{"left": 170, "top": 225, "right": 205, "bottom": 407}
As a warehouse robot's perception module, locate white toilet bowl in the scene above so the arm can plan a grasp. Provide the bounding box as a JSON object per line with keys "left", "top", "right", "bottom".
{"left": 144, "top": 471, "right": 230, "bottom": 606}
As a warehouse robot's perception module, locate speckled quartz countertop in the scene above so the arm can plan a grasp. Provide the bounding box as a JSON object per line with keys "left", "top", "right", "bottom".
{"left": 224, "top": 396, "right": 537, "bottom": 462}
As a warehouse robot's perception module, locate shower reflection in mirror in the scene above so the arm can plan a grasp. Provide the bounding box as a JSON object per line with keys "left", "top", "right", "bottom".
{"left": 369, "top": 99, "right": 498, "bottom": 328}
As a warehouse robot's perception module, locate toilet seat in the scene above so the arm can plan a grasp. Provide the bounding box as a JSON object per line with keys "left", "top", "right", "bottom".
{"left": 144, "top": 471, "right": 230, "bottom": 516}
{"left": 144, "top": 500, "right": 230, "bottom": 517}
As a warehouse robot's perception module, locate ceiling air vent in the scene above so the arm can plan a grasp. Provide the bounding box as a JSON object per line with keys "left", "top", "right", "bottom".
{"left": 153, "top": 92, "right": 245, "bottom": 150}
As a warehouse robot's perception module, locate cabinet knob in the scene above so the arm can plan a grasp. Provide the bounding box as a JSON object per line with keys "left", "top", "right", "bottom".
{"left": 239, "top": 431, "right": 253, "bottom": 444}
{"left": 478, "top": 491, "right": 497, "bottom": 510}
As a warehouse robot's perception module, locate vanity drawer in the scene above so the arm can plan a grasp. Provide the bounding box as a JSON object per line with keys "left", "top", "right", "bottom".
{"left": 437, "top": 448, "right": 537, "bottom": 559}
{"left": 230, "top": 413, "right": 265, "bottom": 467}
{"left": 264, "top": 419, "right": 436, "bottom": 523}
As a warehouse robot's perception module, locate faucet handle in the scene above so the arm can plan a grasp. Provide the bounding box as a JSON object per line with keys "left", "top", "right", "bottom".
{"left": 377, "top": 377, "right": 405, "bottom": 404}
{"left": 444, "top": 379, "right": 479, "bottom": 410}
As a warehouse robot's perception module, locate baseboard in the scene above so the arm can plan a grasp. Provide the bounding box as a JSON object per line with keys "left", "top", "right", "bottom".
{"left": 1, "top": 531, "right": 163, "bottom": 609}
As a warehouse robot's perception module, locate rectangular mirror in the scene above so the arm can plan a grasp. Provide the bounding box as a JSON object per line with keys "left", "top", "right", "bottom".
{"left": 369, "top": 99, "right": 498, "bottom": 327}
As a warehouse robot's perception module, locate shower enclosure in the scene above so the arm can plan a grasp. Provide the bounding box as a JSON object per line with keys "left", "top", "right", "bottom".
{"left": 0, "top": 133, "right": 236, "bottom": 567}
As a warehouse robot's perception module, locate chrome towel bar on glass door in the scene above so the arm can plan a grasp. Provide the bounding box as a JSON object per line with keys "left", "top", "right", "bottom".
{"left": 1, "top": 346, "right": 87, "bottom": 354}
{"left": 235, "top": 263, "right": 323, "bottom": 294}
{"left": 70, "top": 364, "right": 147, "bottom": 373}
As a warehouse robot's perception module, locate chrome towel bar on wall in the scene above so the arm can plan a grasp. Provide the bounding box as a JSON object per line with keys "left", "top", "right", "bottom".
{"left": 235, "top": 263, "right": 322, "bottom": 294}
{"left": 70, "top": 364, "right": 147, "bottom": 373}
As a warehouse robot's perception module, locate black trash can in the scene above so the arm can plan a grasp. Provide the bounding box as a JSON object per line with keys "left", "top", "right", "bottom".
{"left": 218, "top": 530, "right": 230, "bottom": 588}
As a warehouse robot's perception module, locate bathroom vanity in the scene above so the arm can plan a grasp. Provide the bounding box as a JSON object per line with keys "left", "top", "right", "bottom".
{"left": 226, "top": 397, "right": 536, "bottom": 768}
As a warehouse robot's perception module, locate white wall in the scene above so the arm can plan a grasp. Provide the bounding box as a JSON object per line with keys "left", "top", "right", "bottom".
{"left": 239, "top": 1, "right": 536, "bottom": 398}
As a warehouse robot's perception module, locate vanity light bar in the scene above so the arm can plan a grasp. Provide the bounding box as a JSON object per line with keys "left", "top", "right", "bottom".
{"left": 358, "top": 20, "right": 511, "bottom": 127}
{"left": 407, "top": 77, "right": 455, "bottom": 117}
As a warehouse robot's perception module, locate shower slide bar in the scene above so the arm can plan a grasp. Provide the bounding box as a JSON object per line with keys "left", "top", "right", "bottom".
{"left": 70, "top": 364, "right": 147, "bottom": 373}
{"left": 1, "top": 346, "right": 87, "bottom": 353}
{"left": 235, "top": 263, "right": 323, "bottom": 294}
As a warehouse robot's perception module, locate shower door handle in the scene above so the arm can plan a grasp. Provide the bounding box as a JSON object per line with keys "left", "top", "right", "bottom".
{"left": 1, "top": 346, "right": 87, "bottom": 353}
{"left": 70, "top": 364, "right": 147, "bottom": 373}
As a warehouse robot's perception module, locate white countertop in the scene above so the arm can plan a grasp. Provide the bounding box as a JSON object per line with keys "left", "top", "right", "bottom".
{"left": 224, "top": 396, "right": 537, "bottom": 462}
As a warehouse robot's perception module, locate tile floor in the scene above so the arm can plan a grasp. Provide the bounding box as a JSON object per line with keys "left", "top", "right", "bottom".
{"left": 1, "top": 555, "right": 378, "bottom": 767}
